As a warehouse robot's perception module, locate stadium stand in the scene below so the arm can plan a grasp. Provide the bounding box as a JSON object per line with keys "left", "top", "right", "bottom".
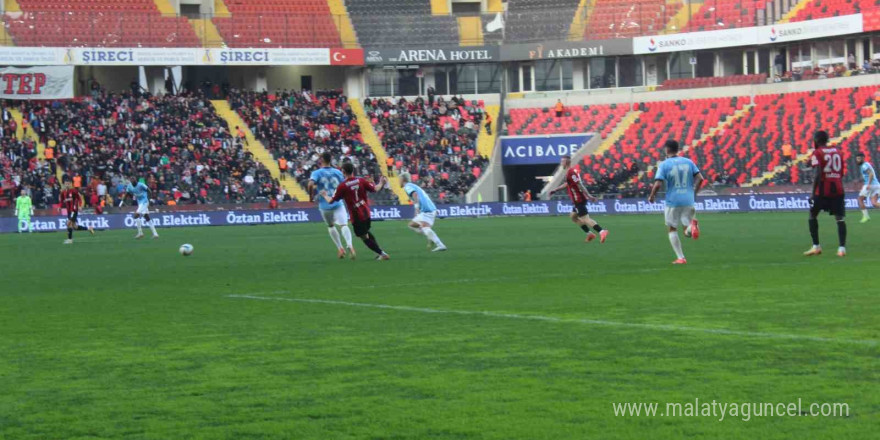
{"left": 660, "top": 74, "right": 768, "bottom": 90}
{"left": 16, "top": 91, "right": 282, "bottom": 207}
{"left": 505, "top": 0, "right": 582, "bottom": 43}
{"left": 687, "top": 0, "right": 761, "bottom": 31}
{"left": 345, "top": 0, "right": 459, "bottom": 47}
{"left": 4, "top": 0, "right": 200, "bottom": 47}
{"left": 364, "top": 96, "right": 488, "bottom": 204}
{"left": 789, "top": 0, "right": 873, "bottom": 23}
{"left": 586, "top": 0, "right": 682, "bottom": 40}
{"left": 505, "top": 104, "right": 629, "bottom": 137}
{"left": 212, "top": 0, "right": 342, "bottom": 48}
{"left": 225, "top": 89, "right": 399, "bottom": 205}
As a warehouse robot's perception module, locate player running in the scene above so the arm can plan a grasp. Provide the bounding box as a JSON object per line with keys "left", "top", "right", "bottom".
{"left": 805, "top": 131, "right": 847, "bottom": 257}
{"left": 548, "top": 155, "right": 608, "bottom": 243}
{"left": 399, "top": 172, "right": 446, "bottom": 252}
{"left": 15, "top": 189, "right": 34, "bottom": 233}
{"left": 855, "top": 152, "right": 880, "bottom": 223}
{"left": 321, "top": 162, "right": 390, "bottom": 261}
{"left": 648, "top": 140, "right": 704, "bottom": 265}
{"left": 60, "top": 180, "right": 94, "bottom": 244}
{"left": 123, "top": 177, "right": 159, "bottom": 239}
{"left": 308, "top": 152, "right": 355, "bottom": 259}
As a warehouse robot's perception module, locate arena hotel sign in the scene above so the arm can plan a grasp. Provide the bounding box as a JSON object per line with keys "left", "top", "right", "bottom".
{"left": 364, "top": 46, "right": 499, "bottom": 65}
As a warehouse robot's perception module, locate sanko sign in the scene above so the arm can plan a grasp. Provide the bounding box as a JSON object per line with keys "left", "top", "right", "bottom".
{"left": 363, "top": 46, "right": 500, "bottom": 65}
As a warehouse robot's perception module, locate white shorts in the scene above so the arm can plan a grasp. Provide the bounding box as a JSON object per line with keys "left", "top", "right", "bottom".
{"left": 413, "top": 211, "right": 436, "bottom": 227}
{"left": 136, "top": 201, "right": 149, "bottom": 215}
{"left": 321, "top": 205, "right": 349, "bottom": 226}
{"left": 859, "top": 184, "right": 880, "bottom": 199}
{"left": 664, "top": 205, "right": 695, "bottom": 229}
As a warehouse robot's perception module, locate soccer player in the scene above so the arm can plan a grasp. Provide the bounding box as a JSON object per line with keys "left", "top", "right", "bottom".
{"left": 308, "top": 152, "right": 355, "bottom": 259}
{"left": 855, "top": 152, "right": 880, "bottom": 223}
{"left": 547, "top": 155, "right": 608, "bottom": 243}
{"left": 60, "top": 181, "right": 94, "bottom": 244}
{"left": 321, "top": 162, "right": 390, "bottom": 260}
{"left": 399, "top": 172, "right": 446, "bottom": 252}
{"left": 805, "top": 131, "right": 847, "bottom": 257}
{"left": 123, "top": 177, "right": 159, "bottom": 239}
{"left": 648, "top": 140, "right": 703, "bottom": 264}
{"left": 15, "top": 189, "right": 34, "bottom": 233}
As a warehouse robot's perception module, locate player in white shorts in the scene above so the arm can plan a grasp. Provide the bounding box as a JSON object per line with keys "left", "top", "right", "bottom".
{"left": 123, "top": 176, "right": 159, "bottom": 239}
{"left": 399, "top": 172, "right": 446, "bottom": 251}
{"left": 309, "top": 152, "right": 355, "bottom": 259}
{"left": 855, "top": 152, "right": 880, "bottom": 223}
{"left": 648, "top": 140, "right": 704, "bottom": 264}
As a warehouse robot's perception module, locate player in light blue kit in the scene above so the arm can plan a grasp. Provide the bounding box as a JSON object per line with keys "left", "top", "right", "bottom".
{"left": 648, "top": 140, "right": 704, "bottom": 264}
{"left": 123, "top": 176, "right": 159, "bottom": 239}
{"left": 855, "top": 152, "right": 880, "bottom": 223}
{"left": 399, "top": 172, "right": 446, "bottom": 252}
{"left": 308, "top": 152, "right": 355, "bottom": 259}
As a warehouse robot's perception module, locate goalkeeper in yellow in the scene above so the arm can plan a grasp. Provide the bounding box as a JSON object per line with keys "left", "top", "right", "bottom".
{"left": 15, "top": 190, "right": 34, "bottom": 233}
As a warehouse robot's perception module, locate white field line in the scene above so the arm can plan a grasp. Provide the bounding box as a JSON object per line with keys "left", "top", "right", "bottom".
{"left": 227, "top": 295, "right": 877, "bottom": 346}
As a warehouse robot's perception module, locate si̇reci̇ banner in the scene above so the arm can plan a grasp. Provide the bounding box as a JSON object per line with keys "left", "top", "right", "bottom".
{"left": 0, "top": 66, "right": 74, "bottom": 100}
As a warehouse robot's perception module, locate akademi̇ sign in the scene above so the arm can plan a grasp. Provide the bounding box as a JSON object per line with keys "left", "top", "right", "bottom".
{"left": 634, "top": 13, "right": 863, "bottom": 55}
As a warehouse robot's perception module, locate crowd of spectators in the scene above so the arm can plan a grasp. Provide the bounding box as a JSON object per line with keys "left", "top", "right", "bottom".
{"left": 6, "top": 91, "right": 283, "bottom": 210}
{"left": 364, "top": 95, "right": 488, "bottom": 204}
{"left": 0, "top": 108, "right": 59, "bottom": 209}
{"left": 228, "top": 88, "right": 398, "bottom": 204}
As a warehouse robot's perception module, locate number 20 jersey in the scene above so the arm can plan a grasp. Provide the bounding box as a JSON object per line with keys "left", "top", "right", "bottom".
{"left": 810, "top": 146, "right": 845, "bottom": 198}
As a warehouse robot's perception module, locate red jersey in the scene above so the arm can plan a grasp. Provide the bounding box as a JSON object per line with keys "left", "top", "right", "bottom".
{"left": 565, "top": 168, "right": 587, "bottom": 204}
{"left": 60, "top": 188, "right": 82, "bottom": 213}
{"left": 810, "top": 146, "right": 845, "bottom": 197}
{"left": 331, "top": 177, "right": 376, "bottom": 222}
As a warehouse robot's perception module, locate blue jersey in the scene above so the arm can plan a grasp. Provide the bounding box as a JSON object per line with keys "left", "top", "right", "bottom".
{"left": 655, "top": 156, "right": 701, "bottom": 207}
{"left": 126, "top": 182, "right": 150, "bottom": 204}
{"left": 860, "top": 162, "right": 880, "bottom": 186}
{"left": 310, "top": 167, "right": 345, "bottom": 210}
{"left": 404, "top": 182, "right": 436, "bottom": 213}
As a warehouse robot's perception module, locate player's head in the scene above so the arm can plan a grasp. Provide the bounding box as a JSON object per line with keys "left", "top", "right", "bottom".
{"left": 664, "top": 140, "right": 680, "bottom": 156}
{"left": 320, "top": 152, "right": 332, "bottom": 167}
{"left": 560, "top": 155, "right": 571, "bottom": 169}
{"left": 341, "top": 161, "right": 355, "bottom": 177}
{"left": 814, "top": 130, "right": 829, "bottom": 148}
{"left": 62, "top": 176, "right": 71, "bottom": 189}
{"left": 856, "top": 152, "right": 865, "bottom": 165}
{"left": 399, "top": 172, "right": 412, "bottom": 186}
{"left": 129, "top": 176, "right": 138, "bottom": 185}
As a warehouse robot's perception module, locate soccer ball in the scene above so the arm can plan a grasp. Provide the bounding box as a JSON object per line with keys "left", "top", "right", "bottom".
{"left": 179, "top": 244, "right": 194, "bottom": 256}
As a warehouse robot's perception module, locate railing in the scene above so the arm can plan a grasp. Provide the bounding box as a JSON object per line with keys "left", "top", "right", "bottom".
{"left": 0, "top": 3, "right": 870, "bottom": 48}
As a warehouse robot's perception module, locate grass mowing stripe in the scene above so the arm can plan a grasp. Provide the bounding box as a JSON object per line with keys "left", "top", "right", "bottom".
{"left": 227, "top": 294, "right": 879, "bottom": 346}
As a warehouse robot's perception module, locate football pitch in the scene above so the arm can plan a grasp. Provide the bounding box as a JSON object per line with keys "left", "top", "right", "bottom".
{"left": 1, "top": 213, "right": 877, "bottom": 439}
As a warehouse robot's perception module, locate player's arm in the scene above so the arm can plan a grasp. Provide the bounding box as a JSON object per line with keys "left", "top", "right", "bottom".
{"left": 323, "top": 185, "right": 343, "bottom": 204}
{"left": 547, "top": 183, "right": 568, "bottom": 195}
{"left": 307, "top": 180, "right": 317, "bottom": 202}
{"left": 693, "top": 172, "right": 705, "bottom": 198}
{"left": 372, "top": 176, "right": 386, "bottom": 192}
{"left": 648, "top": 180, "right": 663, "bottom": 203}
{"left": 577, "top": 181, "right": 598, "bottom": 203}
{"left": 409, "top": 191, "right": 420, "bottom": 211}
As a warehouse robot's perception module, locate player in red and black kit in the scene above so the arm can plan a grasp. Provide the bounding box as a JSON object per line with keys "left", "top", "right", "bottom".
{"left": 805, "top": 130, "right": 847, "bottom": 257}
{"left": 60, "top": 180, "right": 94, "bottom": 244}
{"left": 548, "top": 155, "right": 608, "bottom": 243}
{"left": 322, "top": 162, "right": 390, "bottom": 260}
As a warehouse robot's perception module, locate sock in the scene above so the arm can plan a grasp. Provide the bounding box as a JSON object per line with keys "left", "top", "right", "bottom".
{"left": 837, "top": 220, "right": 847, "bottom": 247}
{"left": 328, "top": 227, "right": 343, "bottom": 250}
{"left": 668, "top": 231, "right": 685, "bottom": 260}
{"left": 76, "top": 225, "right": 88, "bottom": 231}
{"left": 423, "top": 227, "right": 444, "bottom": 247}
{"left": 340, "top": 225, "right": 353, "bottom": 248}
{"left": 580, "top": 225, "right": 593, "bottom": 235}
{"left": 808, "top": 218, "right": 819, "bottom": 246}
{"left": 862, "top": 208, "right": 869, "bottom": 217}
{"left": 362, "top": 233, "right": 384, "bottom": 255}
{"left": 67, "top": 227, "right": 73, "bottom": 239}
{"left": 136, "top": 218, "right": 144, "bottom": 235}
{"left": 592, "top": 224, "right": 604, "bottom": 232}
{"left": 147, "top": 219, "right": 158, "bottom": 236}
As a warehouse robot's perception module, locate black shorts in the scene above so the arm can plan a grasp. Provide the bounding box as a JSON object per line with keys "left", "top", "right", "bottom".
{"left": 572, "top": 202, "right": 589, "bottom": 217}
{"left": 67, "top": 211, "right": 78, "bottom": 222}
{"left": 810, "top": 196, "right": 845, "bottom": 217}
{"left": 352, "top": 219, "right": 372, "bottom": 236}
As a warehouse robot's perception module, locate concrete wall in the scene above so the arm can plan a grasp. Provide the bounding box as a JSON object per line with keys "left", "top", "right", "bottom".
{"left": 76, "top": 66, "right": 139, "bottom": 93}
{"left": 505, "top": 73, "right": 880, "bottom": 109}
{"left": 265, "top": 66, "right": 347, "bottom": 91}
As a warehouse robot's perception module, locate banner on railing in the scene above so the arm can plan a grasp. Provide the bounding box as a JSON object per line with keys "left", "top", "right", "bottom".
{"left": 0, "top": 48, "right": 362, "bottom": 66}
{"left": 1, "top": 194, "right": 857, "bottom": 233}
{"left": 0, "top": 66, "right": 73, "bottom": 99}
{"left": 500, "top": 134, "right": 593, "bottom": 165}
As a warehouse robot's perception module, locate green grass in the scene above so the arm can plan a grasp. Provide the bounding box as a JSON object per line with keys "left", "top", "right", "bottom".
{"left": 1, "top": 213, "right": 878, "bottom": 439}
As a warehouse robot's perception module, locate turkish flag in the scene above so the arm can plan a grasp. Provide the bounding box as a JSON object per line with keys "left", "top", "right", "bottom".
{"left": 330, "top": 48, "right": 364, "bottom": 66}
